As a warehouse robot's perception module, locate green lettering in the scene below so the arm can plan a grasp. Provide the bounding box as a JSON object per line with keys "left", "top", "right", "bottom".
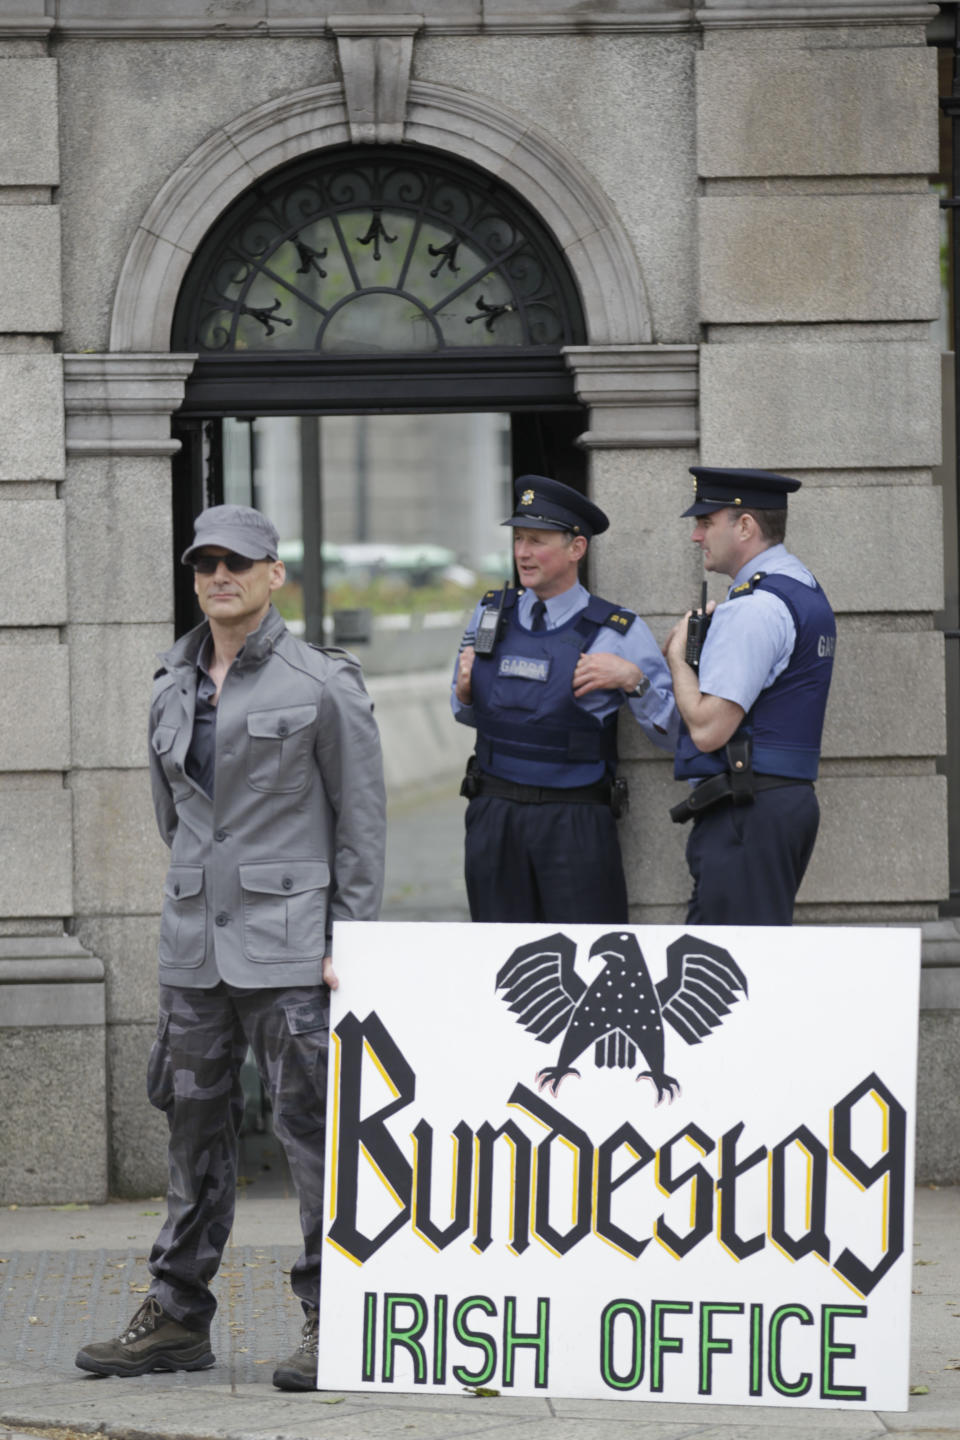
{"left": 699, "top": 1302, "right": 743, "bottom": 1395}
{"left": 452, "top": 1296, "right": 497, "bottom": 1387}
{"left": 651, "top": 1300, "right": 692, "bottom": 1392}
{"left": 599, "top": 1300, "right": 645, "bottom": 1391}
{"left": 362, "top": 1291, "right": 376, "bottom": 1383}
{"left": 502, "top": 1296, "right": 549, "bottom": 1388}
{"left": 382, "top": 1293, "right": 428, "bottom": 1385}
{"left": 749, "top": 1303, "right": 763, "bottom": 1397}
{"left": 768, "top": 1303, "right": 813, "bottom": 1397}
{"left": 433, "top": 1294, "right": 447, "bottom": 1385}
{"left": 821, "top": 1305, "right": 867, "bottom": 1402}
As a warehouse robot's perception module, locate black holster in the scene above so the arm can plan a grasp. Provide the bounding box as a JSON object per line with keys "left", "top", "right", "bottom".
{"left": 725, "top": 738, "right": 755, "bottom": 805}
{"left": 460, "top": 754, "right": 481, "bottom": 799}
{"left": 669, "top": 738, "right": 757, "bottom": 824}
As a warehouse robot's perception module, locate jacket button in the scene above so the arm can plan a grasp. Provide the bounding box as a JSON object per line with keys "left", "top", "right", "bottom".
{"left": 281, "top": 876, "right": 293, "bottom": 891}
{"left": 173, "top": 883, "right": 180, "bottom": 896}
{"left": 277, "top": 720, "right": 289, "bottom": 736}
{"left": 215, "top": 912, "right": 229, "bottom": 927}
{"left": 214, "top": 829, "right": 227, "bottom": 842}
{"left": 174, "top": 762, "right": 183, "bottom": 773}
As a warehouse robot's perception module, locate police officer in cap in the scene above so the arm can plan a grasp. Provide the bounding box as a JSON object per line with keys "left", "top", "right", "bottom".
{"left": 452, "top": 474, "right": 677, "bottom": 923}
{"left": 663, "top": 467, "right": 836, "bottom": 925}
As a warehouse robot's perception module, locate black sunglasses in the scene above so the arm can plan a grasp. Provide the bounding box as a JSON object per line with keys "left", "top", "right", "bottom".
{"left": 190, "top": 552, "right": 267, "bottom": 575}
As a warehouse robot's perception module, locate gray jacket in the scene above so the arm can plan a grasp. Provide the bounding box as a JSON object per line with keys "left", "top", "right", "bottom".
{"left": 148, "top": 605, "right": 386, "bottom": 989}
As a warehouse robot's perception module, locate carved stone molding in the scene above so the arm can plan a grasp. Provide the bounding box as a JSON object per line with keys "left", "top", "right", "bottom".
{"left": 697, "top": 0, "right": 935, "bottom": 27}
{"left": 563, "top": 345, "right": 699, "bottom": 448}
{"left": 330, "top": 15, "right": 423, "bottom": 145}
{"left": 0, "top": 1, "right": 933, "bottom": 39}
{"left": 0, "top": 934, "right": 103, "bottom": 1029}
{"left": 110, "top": 82, "right": 651, "bottom": 352}
{"left": 63, "top": 353, "right": 197, "bottom": 457}
{"left": 0, "top": 6, "right": 695, "bottom": 40}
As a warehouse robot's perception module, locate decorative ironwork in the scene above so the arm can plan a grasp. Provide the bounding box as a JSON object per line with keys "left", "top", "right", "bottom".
{"left": 356, "top": 207, "right": 397, "bottom": 262}
{"left": 427, "top": 238, "right": 460, "bottom": 277}
{"left": 239, "top": 299, "right": 293, "bottom": 337}
{"left": 173, "top": 146, "right": 585, "bottom": 355}
{"left": 465, "top": 294, "right": 515, "bottom": 333}
{"left": 293, "top": 235, "right": 328, "bottom": 277}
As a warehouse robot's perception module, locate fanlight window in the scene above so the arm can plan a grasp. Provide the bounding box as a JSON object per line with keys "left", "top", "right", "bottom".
{"left": 174, "top": 146, "right": 584, "bottom": 356}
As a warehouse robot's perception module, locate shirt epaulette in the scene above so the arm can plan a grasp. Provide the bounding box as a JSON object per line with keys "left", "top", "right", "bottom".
{"left": 729, "top": 571, "right": 767, "bottom": 599}
{"left": 308, "top": 643, "right": 360, "bottom": 663}
{"left": 480, "top": 587, "right": 519, "bottom": 610}
{"left": 602, "top": 608, "right": 636, "bottom": 635}
{"left": 579, "top": 595, "right": 637, "bottom": 635}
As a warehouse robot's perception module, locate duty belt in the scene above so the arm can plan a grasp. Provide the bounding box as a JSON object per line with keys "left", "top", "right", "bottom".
{"left": 469, "top": 774, "right": 612, "bottom": 806}
{"left": 670, "top": 736, "right": 812, "bottom": 824}
{"left": 461, "top": 756, "right": 628, "bottom": 815}
{"left": 670, "top": 772, "right": 812, "bottom": 825}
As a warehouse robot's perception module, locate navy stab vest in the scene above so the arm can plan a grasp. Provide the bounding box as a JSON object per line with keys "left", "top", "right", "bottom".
{"left": 470, "top": 589, "right": 634, "bottom": 788}
{"left": 674, "top": 572, "right": 836, "bottom": 782}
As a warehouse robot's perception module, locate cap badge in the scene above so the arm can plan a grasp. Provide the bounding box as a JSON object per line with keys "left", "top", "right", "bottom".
{"left": 520, "top": 489, "right": 535, "bottom": 507}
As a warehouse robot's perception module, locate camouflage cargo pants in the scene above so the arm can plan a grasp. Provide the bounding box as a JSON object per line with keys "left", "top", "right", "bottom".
{"left": 146, "top": 982, "right": 329, "bottom": 1328}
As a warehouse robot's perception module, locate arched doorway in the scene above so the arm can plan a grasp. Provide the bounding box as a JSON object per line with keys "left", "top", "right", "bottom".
{"left": 169, "top": 141, "right": 590, "bottom": 921}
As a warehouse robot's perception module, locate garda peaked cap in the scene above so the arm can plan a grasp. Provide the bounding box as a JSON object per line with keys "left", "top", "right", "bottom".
{"left": 502, "top": 474, "right": 609, "bottom": 538}
{"left": 682, "top": 467, "right": 801, "bottom": 517}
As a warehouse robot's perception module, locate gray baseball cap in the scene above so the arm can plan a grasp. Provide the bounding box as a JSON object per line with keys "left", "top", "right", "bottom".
{"left": 181, "top": 504, "right": 280, "bottom": 564}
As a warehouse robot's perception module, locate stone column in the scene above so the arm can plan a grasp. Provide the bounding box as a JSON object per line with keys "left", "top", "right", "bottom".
{"left": 564, "top": 344, "right": 701, "bottom": 921}
{"left": 696, "top": 4, "right": 952, "bottom": 1176}
{"left": 62, "top": 353, "right": 195, "bottom": 1196}
{"left": 0, "top": 30, "right": 111, "bottom": 1204}
{"left": 696, "top": 7, "right": 945, "bottom": 922}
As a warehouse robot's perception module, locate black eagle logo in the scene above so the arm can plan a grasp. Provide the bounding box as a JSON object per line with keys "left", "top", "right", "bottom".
{"left": 495, "top": 930, "right": 748, "bottom": 1104}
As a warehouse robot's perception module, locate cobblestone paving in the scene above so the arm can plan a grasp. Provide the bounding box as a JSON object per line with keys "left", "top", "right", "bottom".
{"left": 0, "top": 1244, "right": 302, "bottom": 1388}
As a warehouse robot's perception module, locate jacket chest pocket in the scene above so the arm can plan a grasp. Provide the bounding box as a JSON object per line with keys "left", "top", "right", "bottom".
{"left": 246, "top": 705, "right": 317, "bottom": 793}
{"left": 158, "top": 865, "right": 206, "bottom": 968}
{"left": 239, "top": 860, "right": 328, "bottom": 962}
{"left": 152, "top": 723, "right": 192, "bottom": 799}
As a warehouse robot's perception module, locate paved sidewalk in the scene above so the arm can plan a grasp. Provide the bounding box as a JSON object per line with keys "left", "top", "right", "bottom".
{"left": 1, "top": 1184, "right": 959, "bottom": 1440}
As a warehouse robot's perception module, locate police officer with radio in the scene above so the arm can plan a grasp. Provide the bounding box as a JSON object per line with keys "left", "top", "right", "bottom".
{"left": 664, "top": 467, "right": 836, "bottom": 925}
{"left": 452, "top": 474, "right": 677, "bottom": 923}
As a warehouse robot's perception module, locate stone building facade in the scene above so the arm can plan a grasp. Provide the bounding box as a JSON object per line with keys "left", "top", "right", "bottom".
{"left": 0, "top": 0, "right": 955, "bottom": 1199}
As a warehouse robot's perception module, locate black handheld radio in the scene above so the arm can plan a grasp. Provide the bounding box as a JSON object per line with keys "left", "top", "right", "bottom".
{"left": 684, "top": 581, "right": 711, "bottom": 672}
{"left": 474, "top": 587, "right": 508, "bottom": 656}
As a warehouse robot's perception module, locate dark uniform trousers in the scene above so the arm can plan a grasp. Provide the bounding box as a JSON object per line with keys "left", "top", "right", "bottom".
{"left": 146, "top": 981, "right": 328, "bottom": 1328}
{"left": 685, "top": 785, "right": 820, "bottom": 926}
{"left": 464, "top": 794, "right": 628, "bottom": 923}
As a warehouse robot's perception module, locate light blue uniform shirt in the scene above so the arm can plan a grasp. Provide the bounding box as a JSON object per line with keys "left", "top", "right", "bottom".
{"left": 698, "top": 545, "right": 816, "bottom": 712}
{"left": 451, "top": 582, "right": 678, "bottom": 752}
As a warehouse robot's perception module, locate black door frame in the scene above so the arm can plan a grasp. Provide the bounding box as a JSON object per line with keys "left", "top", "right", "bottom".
{"left": 171, "top": 400, "right": 588, "bottom": 638}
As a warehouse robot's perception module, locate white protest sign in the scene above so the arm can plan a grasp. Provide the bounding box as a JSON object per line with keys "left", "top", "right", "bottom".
{"left": 319, "top": 922, "right": 919, "bottom": 1410}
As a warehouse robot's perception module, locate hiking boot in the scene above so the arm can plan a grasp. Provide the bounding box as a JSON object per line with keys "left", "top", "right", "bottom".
{"left": 272, "top": 1307, "right": 318, "bottom": 1391}
{"left": 75, "top": 1295, "right": 215, "bottom": 1377}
